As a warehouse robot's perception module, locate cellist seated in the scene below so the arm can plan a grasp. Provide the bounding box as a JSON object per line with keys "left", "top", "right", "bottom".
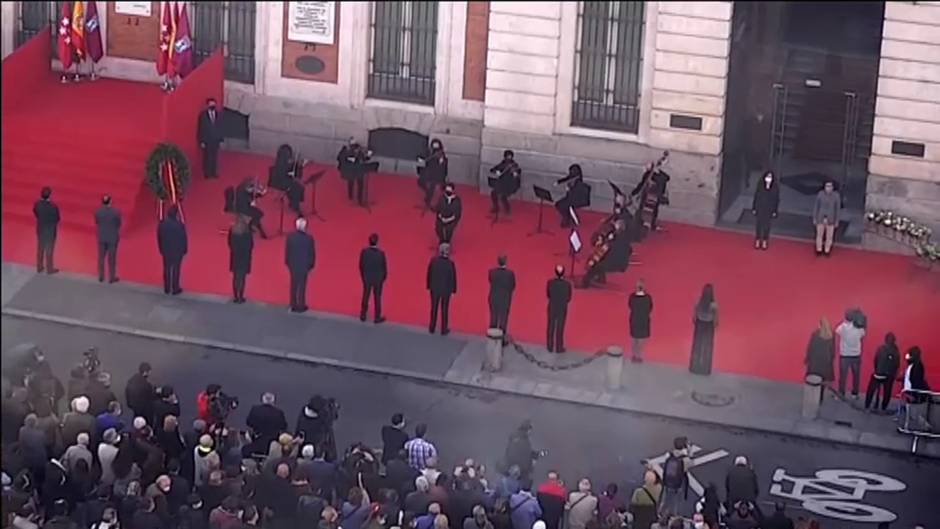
{"left": 582, "top": 220, "right": 632, "bottom": 288}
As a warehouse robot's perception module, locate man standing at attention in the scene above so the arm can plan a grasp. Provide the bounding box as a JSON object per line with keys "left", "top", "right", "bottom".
{"left": 836, "top": 310, "right": 866, "bottom": 399}
{"left": 427, "top": 243, "right": 457, "bottom": 335}
{"left": 488, "top": 255, "right": 516, "bottom": 344}
{"left": 812, "top": 180, "right": 841, "bottom": 257}
{"left": 95, "top": 195, "right": 122, "bottom": 283}
{"left": 286, "top": 217, "right": 316, "bottom": 313}
{"left": 157, "top": 205, "right": 187, "bottom": 295}
{"left": 197, "top": 97, "right": 224, "bottom": 179}
{"left": 359, "top": 233, "right": 387, "bottom": 324}
{"left": 33, "top": 186, "right": 60, "bottom": 274}
{"left": 546, "top": 265, "right": 572, "bottom": 353}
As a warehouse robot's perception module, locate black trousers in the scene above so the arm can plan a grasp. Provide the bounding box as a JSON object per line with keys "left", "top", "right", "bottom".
{"left": 489, "top": 299, "right": 510, "bottom": 340}
{"left": 286, "top": 182, "right": 304, "bottom": 215}
{"left": 36, "top": 232, "right": 55, "bottom": 272}
{"left": 162, "top": 256, "right": 182, "bottom": 294}
{"left": 429, "top": 292, "right": 451, "bottom": 332}
{"left": 346, "top": 175, "right": 364, "bottom": 205}
{"left": 865, "top": 375, "right": 894, "bottom": 411}
{"left": 436, "top": 220, "right": 457, "bottom": 245}
{"left": 547, "top": 306, "right": 567, "bottom": 352}
{"left": 490, "top": 190, "right": 510, "bottom": 213}
{"left": 97, "top": 240, "right": 118, "bottom": 281}
{"left": 555, "top": 198, "right": 573, "bottom": 225}
{"left": 232, "top": 271, "right": 247, "bottom": 300}
{"left": 360, "top": 282, "right": 383, "bottom": 320}
{"left": 755, "top": 215, "right": 772, "bottom": 241}
{"left": 420, "top": 179, "right": 441, "bottom": 206}
{"left": 289, "top": 269, "right": 309, "bottom": 310}
{"left": 202, "top": 143, "right": 219, "bottom": 178}
{"left": 839, "top": 356, "right": 861, "bottom": 396}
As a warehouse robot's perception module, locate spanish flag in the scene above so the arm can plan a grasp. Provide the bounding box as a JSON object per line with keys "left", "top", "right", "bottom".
{"left": 71, "top": 0, "right": 85, "bottom": 59}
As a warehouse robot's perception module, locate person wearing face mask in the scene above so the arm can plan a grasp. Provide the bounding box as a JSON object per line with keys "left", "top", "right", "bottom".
{"left": 489, "top": 150, "right": 522, "bottom": 216}
{"left": 751, "top": 170, "right": 779, "bottom": 250}
{"left": 435, "top": 183, "right": 462, "bottom": 246}
{"left": 555, "top": 164, "right": 591, "bottom": 228}
{"left": 197, "top": 98, "right": 224, "bottom": 179}
{"left": 418, "top": 139, "right": 449, "bottom": 207}
{"left": 812, "top": 180, "right": 841, "bottom": 257}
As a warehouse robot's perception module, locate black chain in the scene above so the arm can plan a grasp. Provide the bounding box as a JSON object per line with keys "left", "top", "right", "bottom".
{"left": 509, "top": 340, "right": 607, "bottom": 371}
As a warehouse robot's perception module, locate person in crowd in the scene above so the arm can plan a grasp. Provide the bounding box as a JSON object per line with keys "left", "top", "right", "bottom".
{"left": 565, "top": 478, "right": 598, "bottom": 529}
{"left": 901, "top": 346, "right": 931, "bottom": 428}
{"left": 286, "top": 217, "right": 317, "bottom": 313}
{"left": 19, "top": 414, "right": 49, "bottom": 482}
{"left": 381, "top": 413, "right": 409, "bottom": 465}
{"left": 464, "top": 504, "right": 494, "bottom": 529}
{"left": 546, "top": 265, "right": 572, "bottom": 354}
{"left": 228, "top": 214, "right": 254, "bottom": 304}
{"left": 555, "top": 164, "right": 591, "bottom": 228}
{"left": 155, "top": 415, "right": 185, "bottom": 464}
{"left": 804, "top": 318, "right": 835, "bottom": 393}
{"left": 62, "top": 432, "right": 94, "bottom": 474}
{"left": 597, "top": 483, "right": 620, "bottom": 522}
{"left": 660, "top": 437, "right": 691, "bottom": 517}
{"left": 157, "top": 205, "right": 188, "bottom": 295}
{"left": 42, "top": 499, "right": 76, "bottom": 529}
{"left": 508, "top": 481, "right": 541, "bottom": 529}
{"left": 96, "top": 401, "right": 123, "bottom": 436}
{"left": 125, "top": 362, "right": 155, "bottom": 425}
{"left": 427, "top": 243, "right": 457, "bottom": 336}
{"left": 751, "top": 170, "right": 779, "bottom": 250}
{"left": 94, "top": 194, "right": 122, "bottom": 283}
{"left": 695, "top": 483, "right": 725, "bottom": 528}
{"left": 61, "top": 396, "right": 96, "bottom": 447}
{"left": 628, "top": 280, "right": 653, "bottom": 363}
{"left": 725, "top": 456, "right": 759, "bottom": 512}
{"left": 86, "top": 371, "right": 118, "bottom": 417}
{"left": 98, "top": 428, "right": 121, "bottom": 487}
{"left": 153, "top": 385, "right": 181, "bottom": 430}
{"left": 628, "top": 469, "right": 662, "bottom": 529}
{"left": 536, "top": 472, "right": 566, "bottom": 529}
{"left": 504, "top": 421, "right": 539, "bottom": 483}
{"left": 341, "top": 477, "right": 372, "bottom": 529}
{"left": 405, "top": 475, "right": 433, "bottom": 515}
{"left": 387, "top": 449, "right": 419, "bottom": 502}
{"left": 812, "top": 180, "right": 840, "bottom": 257}
{"left": 418, "top": 139, "right": 449, "bottom": 208}
{"left": 489, "top": 150, "right": 522, "bottom": 216}
{"left": 359, "top": 233, "right": 388, "bottom": 324}
{"left": 488, "top": 255, "right": 516, "bottom": 344}
{"left": 33, "top": 186, "right": 60, "bottom": 275}
{"left": 762, "top": 502, "right": 795, "bottom": 529}
{"left": 689, "top": 284, "right": 719, "bottom": 375}
{"left": 865, "top": 332, "right": 901, "bottom": 412}
{"left": 724, "top": 500, "right": 760, "bottom": 529}
{"left": 295, "top": 396, "right": 335, "bottom": 461}
{"left": 405, "top": 423, "right": 438, "bottom": 471}
{"left": 435, "top": 183, "right": 463, "bottom": 246}
{"left": 835, "top": 310, "right": 866, "bottom": 399}
{"left": 197, "top": 97, "right": 224, "bottom": 179}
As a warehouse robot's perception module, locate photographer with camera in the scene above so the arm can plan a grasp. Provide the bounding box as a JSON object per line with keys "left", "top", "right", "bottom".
{"left": 296, "top": 395, "right": 340, "bottom": 461}
{"left": 196, "top": 384, "right": 239, "bottom": 428}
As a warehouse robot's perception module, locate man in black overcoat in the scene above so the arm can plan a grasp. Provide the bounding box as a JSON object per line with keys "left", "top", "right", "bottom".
{"left": 157, "top": 205, "right": 188, "bottom": 295}
{"left": 427, "top": 243, "right": 457, "bottom": 335}
{"left": 95, "top": 195, "right": 122, "bottom": 283}
{"left": 33, "top": 186, "right": 60, "bottom": 274}
{"left": 546, "top": 265, "right": 572, "bottom": 353}
{"left": 197, "top": 97, "right": 224, "bottom": 179}
{"left": 359, "top": 233, "right": 387, "bottom": 323}
{"left": 488, "top": 255, "right": 516, "bottom": 344}
{"left": 285, "top": 217, "right": 316, "bottom": 313}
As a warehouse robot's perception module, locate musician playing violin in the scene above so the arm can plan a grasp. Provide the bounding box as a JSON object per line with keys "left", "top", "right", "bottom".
{"left": 418, "top": 139, "right": 448, "bottom": 207}
{"left": 337, "top": 138, "right": 373, "bottom": 206}
{"left": 489, "top": 150, "right": 521, "bottom": 215}
{"left": 269, "top": 144, "right": 305, "bottom": 216}
{"left": 554, "top": 164, "right": 591, "bottom": 228}
{"left": 235, "top": 177, "right": 269, "bottom": 239}
{"left": 581, "top": 219, "right": 632, "bottom": 289}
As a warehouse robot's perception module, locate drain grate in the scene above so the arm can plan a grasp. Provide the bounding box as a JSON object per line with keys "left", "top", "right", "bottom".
{"left": 691, "top": 391, "right": 736, "bottom": 407}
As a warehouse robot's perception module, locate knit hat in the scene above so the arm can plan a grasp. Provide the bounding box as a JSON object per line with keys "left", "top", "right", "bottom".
{"left": 197, "top": 434, "right": 214, "bottom": 454}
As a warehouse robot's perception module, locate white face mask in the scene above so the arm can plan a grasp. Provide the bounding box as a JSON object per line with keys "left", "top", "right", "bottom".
{"left": 764, "top": 177, "right": 773, "bottom": 184}
{"left": 694, "top": 523, "right": 706, "bottom": 529}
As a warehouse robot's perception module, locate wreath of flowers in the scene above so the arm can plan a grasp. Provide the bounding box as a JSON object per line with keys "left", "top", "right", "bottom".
{"left": 866, "top": 209, "right": 938, "bottom": 262}
{"left": 145, "top": 143, "right": 190, "bottom": 201}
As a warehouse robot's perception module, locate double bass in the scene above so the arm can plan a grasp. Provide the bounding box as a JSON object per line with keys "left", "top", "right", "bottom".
{"left": 633, "top": 151, "right": 670, "bottom": 235}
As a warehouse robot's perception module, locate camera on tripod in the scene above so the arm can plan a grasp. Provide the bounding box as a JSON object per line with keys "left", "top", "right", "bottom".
{"left": 207, "top": 384, "right": 239, "bottom": 423}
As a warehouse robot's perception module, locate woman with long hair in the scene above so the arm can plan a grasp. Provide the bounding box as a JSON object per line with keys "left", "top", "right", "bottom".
{"left": 689, "top": 284, "right": 719, "bottom": 375}
{"left": 805, "top": 318, "right": 835, "bottom": 391}
{"left": 228, "top": 215, "right": 254, "bottom": 303}
{"left": 751, "top": 170, "right": 780, "bottom": 250}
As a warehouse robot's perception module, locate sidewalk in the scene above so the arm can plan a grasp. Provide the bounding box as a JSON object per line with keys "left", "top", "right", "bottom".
{"left": 3, "top": 262, "right": 935, "bottom": 458}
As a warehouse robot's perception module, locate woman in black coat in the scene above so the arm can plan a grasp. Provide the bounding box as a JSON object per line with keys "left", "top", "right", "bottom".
{"left": 228, "top": 215, "right": 254, "bottom": 303}
{"left": 805, "top": 318, "right": 835, "bottom": 385}
{"left": 628, "top": 280, "right": 653, "bottom": 363}
{"left": 751, "top": 170, "right": 780, "bottom": 250}
{"left": 865, "top": 333, "right": 900, "bottom": 411}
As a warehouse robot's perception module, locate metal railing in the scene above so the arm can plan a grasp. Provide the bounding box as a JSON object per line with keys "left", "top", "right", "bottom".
{"left": 896, "top": 388, "right": 939, "bottom": 454}
{"left": 368, "top": 1, "right": 438, "bottom": 105}
{"left": 572, "top": 1, "right": 645, "bottom": 133}
{"left": 191, "top": 1, "right": 256, "bottom": 84}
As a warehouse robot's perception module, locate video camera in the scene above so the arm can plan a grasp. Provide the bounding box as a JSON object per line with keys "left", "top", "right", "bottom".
{"left": 208, "top": 385, "right": 239, "bottom": 423}
{"left": 81, "top": 347, "right": 101, "bottom": 375}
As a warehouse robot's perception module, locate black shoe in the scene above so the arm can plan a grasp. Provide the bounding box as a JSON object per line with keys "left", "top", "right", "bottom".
{"left": 172, "top": 289, "right": 183, "bottom": 295}
{"left": 375, "top": 317, "right": 386, "bottom": 324}
{"left": 232, "top": 298, "right": 241, "bottom": 304}
{"left": 47, "top": 268, "right": 60, "bottom": 275}
{"left": 164, "top": 288, "right": 171, "bottom": 294}
{"left": 557, "top": 347, "right": 566, "bottom": 354}
{"left": 815, "top": 249, "right": 823, "bottom": 257}
{"left": 441, "top": 329, "right": 450, "bottom": 336}
{"left": 547, "top": 346, "right": 554, "bottom": 353}
{"left": 429, "top": 327, "right": 436, "bottom": 334}
{"left": 631, "top": 356, "right": 643, "bottom": 363}
{"left": 360, "top": 314, "right": 367, "bottom": 322}
{"left": 37, "top": 267, "right": 44, "bottom": 273}
{"left": 825, "top": 250, "right": 832, "bottom": 258}
{"left": 109, "top": 277, "right": 119, "bottom": 284}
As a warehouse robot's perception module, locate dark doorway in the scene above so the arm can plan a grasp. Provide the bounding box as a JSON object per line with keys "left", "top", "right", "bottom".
{"left": 718, "top": 2, "right": 885, "bottom": 243}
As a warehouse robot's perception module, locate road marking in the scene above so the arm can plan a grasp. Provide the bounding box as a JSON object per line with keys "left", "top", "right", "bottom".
{"left": 770, "top": 468, "right": 906, "bottom": 523}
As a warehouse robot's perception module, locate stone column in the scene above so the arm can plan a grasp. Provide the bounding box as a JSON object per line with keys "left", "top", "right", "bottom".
{"left": 484, "top": 328, "right": 504, "bottom": 372}
{"left": 801, "top": 374, "right": 823, "bottom": 420}
{"left": 605, "top": 346, "right": 624, "bottom": 391}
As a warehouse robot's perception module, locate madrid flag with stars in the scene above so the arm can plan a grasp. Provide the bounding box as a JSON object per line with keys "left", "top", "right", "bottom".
{"left": 57, "top": 1, "right": 73, "bottom": 69}
{"left": 156, "top": 1, "right": 176, "bottom": 76}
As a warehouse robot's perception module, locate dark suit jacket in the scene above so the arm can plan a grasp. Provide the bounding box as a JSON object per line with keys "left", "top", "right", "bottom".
{"left": 547, "top": 278, "right": 572, "bottom": 310}
{"left": 380, "top": 425, "right": 409, "bottom": 463}
{"left": 359, "top": 246, "right": 388, "bottom": 285}
{"left": 157, "top": 217, "right": 188, "bottom": 260}
{"left": 427, "top": 256, "right": 457, "bottom": 295}
{"left": 488, "top": 267, "right": 516, "bottom": 306}
{"left": 435, "top": 195, "right": 462, "bottom": 224}
{"left": 752, "top": 182, "right": 780, "bottom": 219}
{"left": 228, "top": 230, "right": 254, "bottom": 274}
{"left": 246, "top": 404, "right": 288, "bottom": 443}
{"left": 95, "top": 205, "right": 122, "bottom": 243}
{"left": 197, "top": 109, "right": 224, "bottom": 146}
{"left": 33, "top": 199, "right": 60, "bottom": 236}
{"left": 286, "top": 231, "right": 316, "bottom": 273}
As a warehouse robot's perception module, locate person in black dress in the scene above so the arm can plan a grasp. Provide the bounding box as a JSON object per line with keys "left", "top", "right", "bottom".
{"left": 269, "top": 144, "right": 305, "bottom": 216}
{"left": 285, "top": 217, "right": 316, "bottom": 313}
{"left": 418, "top": 139, "right": 448, "bottom": 207}
{"left": 157, "top": 205, "right": 188, "bottom": 295}
{"left": 628, "top": 280, "right": 653, "bottom": 363}
{"left": 427, "top": 243, "right": 457, "bottom": 335}
{"left": 751, "top": 170, "right": 780, "bottom": 250}
{"left": 435, "top": 183, "right": 462, "bottom": 245}
{"left": 228, "top": 215, "right": 254, "bottom": 304}
{"left": 689, "top": 284, "right": 718, "bottom": 375}
{"left": 359, "top": 233, "right": 387, "bottom": 323}
{"left": 546, "top": 265, "right": 572, "bottom": 353}
{"left": 554, "top": 164, "right": 590, "bottom": 227}
{"left": 488, "top": 255, "right": 516, "bottom": 344}
{"left": 33, "top": 186, "right": 60, "bottom": 274}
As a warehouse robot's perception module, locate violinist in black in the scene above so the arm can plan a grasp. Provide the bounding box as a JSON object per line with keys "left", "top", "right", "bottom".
{"left": 418, "top": 138, "right": 448, "bottom": 207}
{"left": 235, "top": 177, "right": 269, "bottom": 239}
{"left": 268, "top": 144, "right": 305, "bottom": 216}
{"left": 337, "top": 140, "right": 373, "bottom": 206}
{"left": 554, "top": 164, "right": 591, "bottom": 227}
{"left": 435, "top": 183, "right": 462, "bottom": 245}
{"left": 489, "top": 149, "right": 522, "bottom": 215}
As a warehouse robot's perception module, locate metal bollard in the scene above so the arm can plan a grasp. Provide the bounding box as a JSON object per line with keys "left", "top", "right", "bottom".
{"left": 802, "top": 374, "right": 823, "bottom": 420}
{"left": 605, "top": 346, "right": 624, "bottom": 391}
{"left": 484, "top": 328, "right": 504, "bottom": 372}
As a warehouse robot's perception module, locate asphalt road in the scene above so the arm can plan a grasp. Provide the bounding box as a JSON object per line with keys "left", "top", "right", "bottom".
{"left": 2, "top": 317, "right": 937, "bottom": 528}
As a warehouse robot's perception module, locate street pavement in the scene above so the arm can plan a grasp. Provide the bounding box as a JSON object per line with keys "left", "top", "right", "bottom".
{"left": 2, "top": 316, "right": 936, "bottom": 528}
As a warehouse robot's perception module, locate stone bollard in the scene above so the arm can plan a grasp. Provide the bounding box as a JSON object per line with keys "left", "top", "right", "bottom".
{"left": 484, "top": 328, "right": 504, "bottom": 372}
{"left": 802, "top": 374, "right": 823, "bottom": 420}
{"left": 605, "top": 346, "right": 624, "bottom": 391}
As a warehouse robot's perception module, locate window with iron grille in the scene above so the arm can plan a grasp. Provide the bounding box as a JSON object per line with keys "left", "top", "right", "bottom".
{"left": 191, "top": 1, "right": 256, "bottom": 84}
{"left": 15, "top": 1, "right": 58, "bottom": 52}
{"left": 573, "top": 1, "right": 646, "bottom": 133}
{"left": 368, "top": 1, "right": 438, "bottom": 106}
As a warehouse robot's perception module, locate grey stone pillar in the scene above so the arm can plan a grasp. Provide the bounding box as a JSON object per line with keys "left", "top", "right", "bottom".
{"left": 605, "top": 346, "right": 624, "bottom": 391}
{"left": 802, "top": 374, "right": 823, "bottom": 420}
{"left": 484, "top": 328, "right": 504, "bottom": 372}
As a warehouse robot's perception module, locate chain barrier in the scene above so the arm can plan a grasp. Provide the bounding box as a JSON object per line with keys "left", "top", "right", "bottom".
{"left": 508, "top": 340, "right": 607, "bottom": 371}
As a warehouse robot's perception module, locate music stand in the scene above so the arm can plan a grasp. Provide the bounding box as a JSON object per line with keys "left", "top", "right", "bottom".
{"left": 527, "top": 185, "right": 555, "bottom": 237}
{"left": 568, "top": 229, "right": 582, "bottom": 280}
{"left": 360, "top": 161, "right": 380, "bottom": 213}
{"left": 608, "top": 180, "right": 625, "bottom": 200}
{"left": 304, "top": 169, "right": 327, "bottom": 222}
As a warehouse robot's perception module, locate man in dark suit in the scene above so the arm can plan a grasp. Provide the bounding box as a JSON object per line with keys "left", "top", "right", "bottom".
{"left": 427, "top": 243, "right": 457, "bottom": 335}
{"left": 157, "top": 205, "right": 188, "bottom": 295}
{"left": 197, "top": 98, "right": 224, "bottom": 179}
{"left": 488, "top": 255, "right": 516, "bottom": 344}
{"left": 434, "top": 183, "right": 462, "bottom": 245}
{"left": 33, "top": 186, "right": 60, "bottom": 274}
{"left": 546, "top": 265, "right": 572, "bottom": 353}
{"left": 94, "top": 195, "right": 122, "bottom": 283}
{"left": 359, "top": 233, "right": 387, "bottom": 323}
{"left": 285, "top": 217, "right": 316, "bottom": 313}
{"left": 246, "top": 392, "right": 288, "bottom": 450}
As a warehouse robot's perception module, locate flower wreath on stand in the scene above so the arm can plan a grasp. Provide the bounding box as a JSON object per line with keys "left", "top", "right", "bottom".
{"left": 145, "top": 143, "right": 191, "bottom": 221}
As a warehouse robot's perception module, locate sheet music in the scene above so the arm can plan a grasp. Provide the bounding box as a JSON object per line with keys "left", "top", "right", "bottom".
{"left": 570, "top": 230, "right": 582, "bottom": 253}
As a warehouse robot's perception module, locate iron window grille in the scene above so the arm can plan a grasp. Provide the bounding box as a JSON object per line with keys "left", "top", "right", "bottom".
{"left": 15, "top": 1, "right": 58, "bottom": 53}
{"left": 191, "top": 1, "right": 256, "bottom": 84}
{"left": 368, "top": 1, "right": 438, "bottom": 106}
{"left": 572, "top": 1, "right": 646, "bottom": 133}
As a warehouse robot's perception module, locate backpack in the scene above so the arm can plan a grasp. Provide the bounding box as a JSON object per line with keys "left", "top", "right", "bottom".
{"left": 662, "top": 453, "right": 684, "bottom": 490}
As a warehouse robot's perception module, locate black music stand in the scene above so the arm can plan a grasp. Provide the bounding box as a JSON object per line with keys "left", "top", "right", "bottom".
{"left": 568, "top": 229, "right": 582, "bottom": 280}
{"left": 305, "top": 169, "right": 327, "bottom": 222}
{"left": 527, "top": 185, "right": 555, "bottom": 237}
{"left": 360, "top": 161, "right": 380, "bottom": 213}
{"left": 608, "top": 181, "right": 625, "bottom": 200}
